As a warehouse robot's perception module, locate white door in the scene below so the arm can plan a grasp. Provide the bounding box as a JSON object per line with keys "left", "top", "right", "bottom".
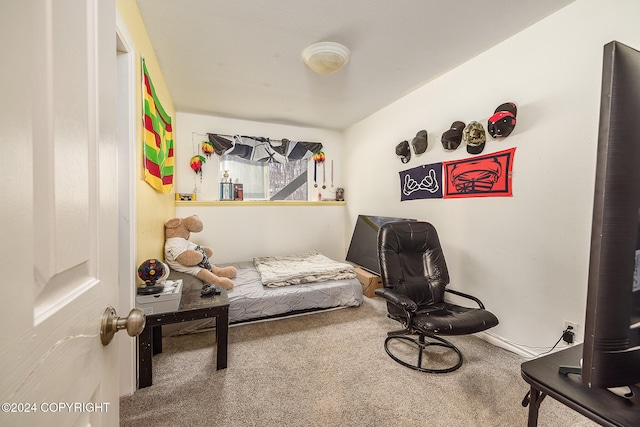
{"left": 0, "top": 1, "right": 121, "bottom": 426}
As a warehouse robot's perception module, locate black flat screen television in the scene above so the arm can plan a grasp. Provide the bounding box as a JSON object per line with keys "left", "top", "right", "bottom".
{"left": 583, "top": 40, "right": 640, "bottom": 389}
{"left": 346, "top": 215, "right": 414, "bottom": 275}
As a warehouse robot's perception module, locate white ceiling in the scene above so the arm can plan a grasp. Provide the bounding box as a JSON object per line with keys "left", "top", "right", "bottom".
{"left": 136, "top": 0, "right": 573, "bottom": 131}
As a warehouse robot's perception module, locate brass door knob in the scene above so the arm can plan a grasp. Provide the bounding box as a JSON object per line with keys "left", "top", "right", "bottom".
{"left": 100, "top": 306, "right": 146, "bottom": 346}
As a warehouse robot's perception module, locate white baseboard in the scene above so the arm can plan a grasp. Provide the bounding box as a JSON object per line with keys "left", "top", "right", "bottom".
{"left": 475, "top": 331, "right": 539, "bottom": 359}
{"left": 475, "top": 331, "right": 582, "bottom": 360}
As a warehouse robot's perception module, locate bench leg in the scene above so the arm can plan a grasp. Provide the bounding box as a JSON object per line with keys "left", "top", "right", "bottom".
{"left": 138, "top": 326, "right": 153, "bottom": 388}
{"left": 216, "top": 309, "right": 228, "bottom": 370}
{"left": 527, "top": 387, "right": 545, "bottom": 427}
{"left": 152, "top": 326, "right": 162, "bottom": 355}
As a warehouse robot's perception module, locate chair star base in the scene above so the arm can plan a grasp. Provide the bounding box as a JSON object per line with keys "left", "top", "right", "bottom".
{"left": 383, "top": 332, "right": 463, "bottom": 373}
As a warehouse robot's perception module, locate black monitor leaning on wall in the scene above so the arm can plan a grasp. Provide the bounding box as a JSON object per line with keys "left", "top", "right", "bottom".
{"left": 346, "top": 215, "right": 415, "bottom": 276}
{"left": 582, "top": 40, "right": 640, "bottom": 389}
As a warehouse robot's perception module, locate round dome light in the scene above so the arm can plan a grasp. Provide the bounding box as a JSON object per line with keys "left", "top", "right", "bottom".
{"left": 302, "top": 42, "right": 351, "bottom": 74}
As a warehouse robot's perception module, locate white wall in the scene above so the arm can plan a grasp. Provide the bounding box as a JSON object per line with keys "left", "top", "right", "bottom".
{"left": 342, "top": 0, "right": 640, "bottom": 356}
{"left": 175, "top": 204, "right": 346, "bottom": 264}
{"left": 174, "top": 113, "right": 347, "bottom": 264}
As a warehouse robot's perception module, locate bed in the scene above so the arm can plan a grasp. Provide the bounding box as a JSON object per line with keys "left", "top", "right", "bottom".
{"left": 162, "top": 252, "right": 363, "bottom": 336}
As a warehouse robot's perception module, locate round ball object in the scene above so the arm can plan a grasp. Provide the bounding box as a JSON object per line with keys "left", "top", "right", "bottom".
{"left": 137, "top": 259, "right": 166, "bottom": 285}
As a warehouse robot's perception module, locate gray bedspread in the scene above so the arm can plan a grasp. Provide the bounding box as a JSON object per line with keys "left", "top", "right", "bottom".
{"left": 162, "top": 260, "right": 363, "bottom": 336}
{"left": 253, "top": 251, "right": 356, "bottom": 287}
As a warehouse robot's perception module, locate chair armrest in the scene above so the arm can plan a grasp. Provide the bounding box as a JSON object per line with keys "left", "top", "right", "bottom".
{"left": 445, "top": 288, "right": 486, "bottom": 309}
{"left": 374, "top": 288, "right": 418, "bottom": 312}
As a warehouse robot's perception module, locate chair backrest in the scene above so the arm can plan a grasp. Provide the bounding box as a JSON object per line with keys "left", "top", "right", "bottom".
{"left": 378, "top": 221, "right": 450, "bottom": 314}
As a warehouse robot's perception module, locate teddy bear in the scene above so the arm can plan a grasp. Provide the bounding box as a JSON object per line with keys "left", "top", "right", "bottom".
{"left": 164, "top": 215, "right": 236, "bottom": 290}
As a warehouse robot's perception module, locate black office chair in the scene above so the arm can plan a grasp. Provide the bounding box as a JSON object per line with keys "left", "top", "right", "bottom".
{"left": 374, "top": 221, "right": 499, "bottom": 373}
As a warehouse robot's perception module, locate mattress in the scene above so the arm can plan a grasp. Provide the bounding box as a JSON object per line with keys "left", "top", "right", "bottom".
{"left": 162, "top": 260, "right": 363, "bottom": 336}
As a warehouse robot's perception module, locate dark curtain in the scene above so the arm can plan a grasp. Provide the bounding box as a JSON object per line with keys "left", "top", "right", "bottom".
{"left": 208, "top": 134, "right": 322, "bottom": 163}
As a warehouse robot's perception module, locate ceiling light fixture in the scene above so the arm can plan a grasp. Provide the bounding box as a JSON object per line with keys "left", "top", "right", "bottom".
{"left": 301, "top": 42, "right": 351, "bottom": 75}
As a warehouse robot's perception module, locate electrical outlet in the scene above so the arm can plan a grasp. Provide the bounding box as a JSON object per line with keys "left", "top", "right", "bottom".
{"left": 563, "top": 321, "right": 579, "bottom": 344}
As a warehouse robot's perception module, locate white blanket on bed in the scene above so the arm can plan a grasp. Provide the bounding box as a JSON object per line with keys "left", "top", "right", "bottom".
{"left": 253, "top": 251, "right": 356, "bottom": 288}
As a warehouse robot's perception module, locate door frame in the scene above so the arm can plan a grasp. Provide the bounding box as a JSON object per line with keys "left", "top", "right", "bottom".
{"left": 116, "top": 11, "right": 137, "bottom": 397}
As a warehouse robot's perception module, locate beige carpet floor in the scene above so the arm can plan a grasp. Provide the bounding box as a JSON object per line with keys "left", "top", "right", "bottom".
{"left": 120, "top": 297, "right": 596, "bottom": 427}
